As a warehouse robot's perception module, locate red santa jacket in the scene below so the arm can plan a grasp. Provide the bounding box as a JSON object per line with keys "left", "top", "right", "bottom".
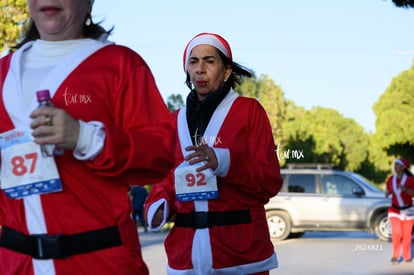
{"left": 387, "top": 174, "right": 414, "bottom": 220}
{"left": 0, "top": 41, "right": 175, "bottom": 275}
{"left": 146, "top": 90, "right": 283, "bottom": 274}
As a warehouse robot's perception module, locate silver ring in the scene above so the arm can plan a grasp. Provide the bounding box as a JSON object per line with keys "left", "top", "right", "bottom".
{"left": 205, "top": 155, "right": 209, "bottom": 161}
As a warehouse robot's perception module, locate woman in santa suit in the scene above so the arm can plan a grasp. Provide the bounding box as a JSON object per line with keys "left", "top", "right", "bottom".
{"left": 0, "top": 0, "right": 174, "bottom": 274}
{"left": 145, "top": 32, "right": 283, "bottom": 274}
{"left": 386, "top": 157, "right": 414, "bottom": 264}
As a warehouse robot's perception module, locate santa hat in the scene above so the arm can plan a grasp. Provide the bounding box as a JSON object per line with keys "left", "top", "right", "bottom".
{"left": 395, "top": 157, "right": 410, "bottom": 169}
{"left": 183, "top": 32, "right": 232, "bottom": 72}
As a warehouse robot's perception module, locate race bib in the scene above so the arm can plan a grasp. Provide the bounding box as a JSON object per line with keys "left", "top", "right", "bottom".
{"left": 174, "top": 162, "right": 218, "bottom": 202}
{"left": 0, "top": 128, "right": 62, "bottom": 199}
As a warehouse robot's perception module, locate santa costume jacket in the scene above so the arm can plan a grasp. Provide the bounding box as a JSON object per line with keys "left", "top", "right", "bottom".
{"left": 145, "top": 88, "right": 283, "bottom": 274}
{"left": 0, "top": 40, "right": 175, "bottom": 274}
{"left": 387, "top": 174, "right": 414, "bottom": 220}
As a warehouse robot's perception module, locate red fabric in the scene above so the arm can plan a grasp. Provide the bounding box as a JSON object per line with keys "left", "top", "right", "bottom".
{"left": 146, "top": 96, "right": 283, "bottom": 272}
{"left": 390, "top": 217, "right": 414, "bottom": 260}
{"left": 387, "top": 175, "right": 414, "bottom": 217}
{"left": 0, "top": 45, "right": 175, "bottom": 274}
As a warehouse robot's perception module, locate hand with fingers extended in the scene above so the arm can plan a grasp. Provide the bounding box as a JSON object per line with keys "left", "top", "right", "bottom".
{"left": 184, "top": 143, "right": 218, "bottom": 172}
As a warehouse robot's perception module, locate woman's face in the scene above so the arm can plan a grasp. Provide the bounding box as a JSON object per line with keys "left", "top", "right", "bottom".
{"left": 395, "top": 163, "right": 404, "bottom": 175}
{"left": 28, "top": 0, "right": 90, "bottom": 41}
{"left": 187, "top": 44, "right": 232, "bottom": 101}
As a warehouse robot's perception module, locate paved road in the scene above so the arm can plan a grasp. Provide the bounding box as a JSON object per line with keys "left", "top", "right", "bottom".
{"left": 139, "top": 229, "right": 414, "bottom": 275}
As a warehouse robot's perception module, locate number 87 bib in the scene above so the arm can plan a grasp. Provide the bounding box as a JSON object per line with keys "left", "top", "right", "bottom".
{"left": 174, "top": 162, "right": 218, "bottom": 202}
{"left": 0, "top": 128, "right": 62, "bottom": 199}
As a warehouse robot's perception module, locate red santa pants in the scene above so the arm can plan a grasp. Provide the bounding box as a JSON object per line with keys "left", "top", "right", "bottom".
{"left": 390, "top": 217, "right": 414, "bottom": 260}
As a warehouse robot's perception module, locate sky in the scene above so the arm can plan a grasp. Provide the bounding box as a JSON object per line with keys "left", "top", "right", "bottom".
{"left": 93, "top": 0, "right": 414, "bottom": 133}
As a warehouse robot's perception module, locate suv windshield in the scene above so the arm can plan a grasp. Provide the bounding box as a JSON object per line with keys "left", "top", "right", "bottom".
{"left": 346, "top": 172, "right": 384, "bottom": 193}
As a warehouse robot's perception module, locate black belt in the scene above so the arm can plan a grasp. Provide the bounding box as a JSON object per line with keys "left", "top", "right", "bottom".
{"left": 0, "top": 225, "right": 121, "bottom": 259}
{"left": 392, "top": 204, "right": 413, "bottom": 210}
{"left": 175, "top": 210, "right": 251, "bottom": 229}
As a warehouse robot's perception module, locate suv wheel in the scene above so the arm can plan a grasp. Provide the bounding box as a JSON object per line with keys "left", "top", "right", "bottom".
{"left": 266, "top": 210, "right": 291, "bottom": 241}
{"left": 374, "top": 212, "right": 391, "bottom": 242}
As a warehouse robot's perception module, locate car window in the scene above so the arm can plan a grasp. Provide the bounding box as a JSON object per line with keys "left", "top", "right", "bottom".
{"left": 347, "top": 172, "right": 383, "bottom": 193}
{"left": 287, "top": 174, "right": 316, "bottom": 193}
{"left": 321, "top": 175, "right": 360, "bottom": 195}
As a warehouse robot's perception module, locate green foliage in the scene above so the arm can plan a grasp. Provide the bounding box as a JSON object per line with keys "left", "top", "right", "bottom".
{"left": 0, "top": 0, "right": 29, "bottom": 53}
{"left": 235, "top": 77, "right": 256, "bottom": 98}
{"left": 166, "top": 93, "right": 184, "bottom": 112}
{"left": 236, "top": 77, "right": 370, "bottom": 172}
{"left": 355, "top": 156, "right": 391, "bottom": 184}
{"left": 357, "top": 136, "right": 394, "bottom": 184}
{"left": 236, "top": 74, "right": 286, "bottom": 143}
{"left": 373, "top": 63, "right": 414, "bottom": 163}
{"left": 256, "top": 76, "right": 286, "bottom": 142}
{"left": 281, "top": 104, "right": 369, "bottom": 171}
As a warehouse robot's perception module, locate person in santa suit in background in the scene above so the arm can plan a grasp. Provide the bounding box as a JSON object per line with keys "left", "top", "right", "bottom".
{"left": 145, "top": 32, "right": 283, "bottom": 275}
{"left": 0, "top": 0, "right": 175, "bottom": 274}
{"left": 386, "top": 157, "right": 414, "bottom": 265}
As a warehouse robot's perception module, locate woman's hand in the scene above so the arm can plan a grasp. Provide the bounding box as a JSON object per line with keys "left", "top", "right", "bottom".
{"left": 398, "top": 184, "right": 414, "bottom": 196}
{"left": 385, "top": 190, "right": 391, "bottom": 197}
{"left": 184, "top": 143, "right": 218, "bottom": 172}
{"left": 30, "top": 106, "right": 80, "bottom": 150}
{"left": 151, "top": 204, "right": 165, "bottom": 228}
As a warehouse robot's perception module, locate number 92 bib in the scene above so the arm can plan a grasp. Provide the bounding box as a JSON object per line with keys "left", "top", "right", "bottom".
{"left": 174, "top": 162, "right": 218, "bottom": 202}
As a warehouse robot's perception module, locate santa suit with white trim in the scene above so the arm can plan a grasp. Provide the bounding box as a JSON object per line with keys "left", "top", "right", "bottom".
{"left": 0, "top": 38, "right": 175, "bottom": 274}
{"left": 145, "top": 33, "right": 283, "bottom": 274}
{"left": 387, "top": 157, "right": 414, "bottom": 262}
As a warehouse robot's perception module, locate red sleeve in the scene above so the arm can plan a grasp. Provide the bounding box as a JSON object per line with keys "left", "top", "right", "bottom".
{"left": 386, "top": 176, "right": 392, "bottom": 192}
{"left": 56, "top": 46, "right": 176, "bottom": 185}
{"left": 144, "top": 171, "right": 177, "bottom": 217}
{"left": 0, "top": 54, "right": 13, "bottom": 224}
{"left": 95, "top": 63, "right": 175, "bottom": 184}
{"left": 145, "top": 112, "right": 181, "bottom": 216}
{"left": 225, "top": 99, "right": 283, "bottom": 202}
{"left": 407, "top": 176, "right": 414, "bottom": 191}
{"left": 0, "top": 54, "right": 14, "bottom": 128}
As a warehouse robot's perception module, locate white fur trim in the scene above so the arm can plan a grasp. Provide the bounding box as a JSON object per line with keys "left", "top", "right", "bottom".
{"left": 395, "top": 159, "right": 406, "bottom": 168}
{"left": 184, "top": 34, "right": 230, "bottom": 72}
{"left": 147, "top": 198, "right": 169, "bottom": 231}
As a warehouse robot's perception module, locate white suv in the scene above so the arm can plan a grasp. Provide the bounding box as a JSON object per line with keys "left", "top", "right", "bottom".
{"left": 265, "top": 165, "right": 391, "bottom": 241}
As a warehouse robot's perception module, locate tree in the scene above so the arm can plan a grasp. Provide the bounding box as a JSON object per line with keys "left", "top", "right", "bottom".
{"left": 236, "top": 75, "right": 370, "bottom": 172}
{"left": 0, "top": 0, "right": 29, "bottom": 53}
{"left": 279, "top": 100, "right": 320, "bottom": 166}
{"left": 355, "top": 139, "right": 393, "bottom": 184}
{"left": 166, "top": 93, "right": 184, "bottom": 112}
{"left": 372, "top": 62, "right": 414, "bottom": 164}
{"left": 282, "top": 104, "right": 369, "bottom": 171}
{"left": 256, "top": 76, "right": 286, "bottom": 143}
{"left": 390, "top": 0, "right": 414, "bottom": 8}
{"left": 236, "top": 74, "right": 286, "bottom": 144}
